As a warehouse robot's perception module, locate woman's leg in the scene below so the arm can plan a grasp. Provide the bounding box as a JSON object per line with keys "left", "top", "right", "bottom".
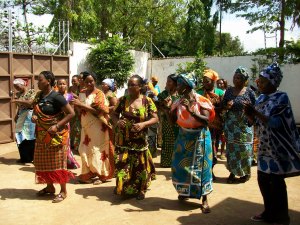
{"left": 257, "top": 171, "right": 273, "bottom": 222}
{"left": 201, "top": 195, "right": 211, "bottom": 213}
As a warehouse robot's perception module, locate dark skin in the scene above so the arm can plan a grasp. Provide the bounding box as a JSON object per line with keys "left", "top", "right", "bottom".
{"left": 12, "top": 83, "right": 33, "bottom": 122}
{"left": 32, "top": 73, "right": 75, "bottom": 196}
{"left": 167, "top": 78, "right": 210, "bottom": 209}
{"left": 243, "top": 76, "right": 276, "bottom": 125}
{"left": 111, "top": 77, "right": 158, "bottom": 133}
{"left": 71, "top": 75, "right": 109, "bottom": 116}
{"left": 225, "top": 73, "right": 247, "bottom": 110}
{"left": 101, "top": 82, "right": 118, "bottom": 112}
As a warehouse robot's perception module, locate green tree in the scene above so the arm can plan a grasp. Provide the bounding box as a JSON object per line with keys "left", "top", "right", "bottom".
{"left": 176, "top": 49, "right": 207, "bottom": 86}
{"left": 87, "top": 35, "right": 134, "bottom": 86}
{"left": 230, "top": 0, "right": 300, "bottom": 61}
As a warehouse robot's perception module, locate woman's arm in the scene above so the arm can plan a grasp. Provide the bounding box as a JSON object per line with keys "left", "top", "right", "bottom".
{"left": 47, "top": 104, "right": 75, "bottom": 134}
{"left": 11, "top": 99, "right": 33, "bottom": 108}
{"left": 131, "top": 112, "right": 159, "bottom": 132}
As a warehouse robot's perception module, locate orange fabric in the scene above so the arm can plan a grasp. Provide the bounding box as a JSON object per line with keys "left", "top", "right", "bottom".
{"left": 204, "top": 69, "right": 219, "bottom": 81}
{"left": 171, "top": 92, "right": 215, "bottom": 129}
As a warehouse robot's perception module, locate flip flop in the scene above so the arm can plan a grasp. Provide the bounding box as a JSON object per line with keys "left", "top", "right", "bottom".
{"left": 52, "top": 192, "right": 67, "bottom": 203}
{"left": 36, "top": 187, "right": 55, "bottom": 196}
{"left": 250, "top": 214, "right": 265, "bottom": 222}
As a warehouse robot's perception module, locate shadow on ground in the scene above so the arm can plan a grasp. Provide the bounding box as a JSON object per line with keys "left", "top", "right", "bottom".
{"left": 176, "top": 197, "right": 300, "bottom": 225}
{"left": 0, "top": 188, "right": 54, "bottom": 201}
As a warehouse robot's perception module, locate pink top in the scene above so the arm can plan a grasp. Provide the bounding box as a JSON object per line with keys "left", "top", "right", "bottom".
{"left": 171, "top": 92, "right": 215, "bottom": 129}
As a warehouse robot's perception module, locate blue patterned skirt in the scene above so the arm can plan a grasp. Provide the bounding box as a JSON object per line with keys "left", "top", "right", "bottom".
{"left": 172, "top": 127, "right": 213, "bottom": 199}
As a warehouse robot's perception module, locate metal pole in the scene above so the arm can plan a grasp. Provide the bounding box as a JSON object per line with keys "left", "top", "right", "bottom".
{"left": 8, "top": 9, "right": 12, "bottom": 52}
{"left": 150, "top": 34, "right": 153, "bottom": 76}
{"left": 62, "top": 21, "right": 65, "bottom": 54}
{"left": 67, "top": 21, "right": 70, "bottom": 52}
{"left": 58, "top": 20, "right": 61, "bottom": 55}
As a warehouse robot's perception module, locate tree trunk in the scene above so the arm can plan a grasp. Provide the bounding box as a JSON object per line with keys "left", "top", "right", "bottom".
{"left": 22, "top": 0, "right": 32, "bottom": 49}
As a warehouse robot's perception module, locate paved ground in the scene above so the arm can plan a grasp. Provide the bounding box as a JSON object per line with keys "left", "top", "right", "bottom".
{"left": 0, "top": 142, "right": 299, "bottom": 225}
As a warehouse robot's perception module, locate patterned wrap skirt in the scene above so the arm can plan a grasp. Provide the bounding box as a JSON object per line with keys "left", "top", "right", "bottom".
{"left": 172, "top": 127, "right": 213, "bottom": 199}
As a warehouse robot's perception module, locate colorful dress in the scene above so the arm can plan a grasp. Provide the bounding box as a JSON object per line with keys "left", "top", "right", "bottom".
{"left": 222, "top": 87, "right": 256, "bottom": 177}
{"left": 78, "top": 89, "right": 114, "bottom": 182}
{"left": 114, "top": 95, "right": 156, "bottom": 196}
{"left": 33, "top": 91, "right": 74, "bottom": 184}
{"left": 157, "top": 90, "right": 179, "bottom": 167}
{"left": 15, "top": 89, "right": 36, "bottom": 163}
{"left": 171, "top": 91, "right": 215, "bottom": 199}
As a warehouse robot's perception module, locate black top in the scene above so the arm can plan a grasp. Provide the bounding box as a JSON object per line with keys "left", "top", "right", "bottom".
{"left": 38, "top": 91, "right": 67, "bottom": 115}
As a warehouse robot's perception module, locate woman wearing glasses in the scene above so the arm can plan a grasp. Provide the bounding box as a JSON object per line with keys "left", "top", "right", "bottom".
{"left": 222, "top": 67, "right": 256, "bottom": 183}
{"left": 112, "top": 75, "right": 158, "bottom": 200}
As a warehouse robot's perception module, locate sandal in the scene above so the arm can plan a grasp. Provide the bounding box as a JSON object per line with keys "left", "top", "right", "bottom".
{"left": 52, "top": 192, "right": 67, "bottom": 203}
{"left": 201, "top": 203, "right": 211, "bottom": 214}
{"left": 93, "top": 179, "right": 103, "bottom": 185}
{"left": 227, "top": 173, "right": 236, "bottom": 184}
{"left": 250, "top": 214, "right": 265, "bottom": 222}
{"left": 136, "top": 191, "right": 145, "bottom": 200}
{"left": 37, "top": 187, "right": 55, "bottom": 196}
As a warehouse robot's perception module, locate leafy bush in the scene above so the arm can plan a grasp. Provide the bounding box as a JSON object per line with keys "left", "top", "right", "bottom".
{"left": 87, "top": 35, "right": 134, "bottom": 86}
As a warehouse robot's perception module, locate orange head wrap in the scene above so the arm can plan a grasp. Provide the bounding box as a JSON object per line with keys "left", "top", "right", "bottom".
{"left": 203, "top": 69, "right": 219, "bottom": 81}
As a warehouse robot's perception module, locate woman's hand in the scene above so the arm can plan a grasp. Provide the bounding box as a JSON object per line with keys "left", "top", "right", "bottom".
{"left": 47, "top": 125, "right": 58, "bottom": 134}
{"left": 131, "top": 122, "right": 146, "bottom": 132}
{"left": 163, "top": 96, "right": 172, "bottom": 108}
{"left": 71, "top": 98, "right": 83, "bottom": 107}
{"left": 243, "top": 101, "right": 256, "bottom": 117}
{"left": 181, "top": 98, "right": 193, "bottom": 112}
{"left": 117, "top": 119, "right": 127, "bottom": 129}
{"left": 31, "top": 115, "right": 38, "bottom": 123}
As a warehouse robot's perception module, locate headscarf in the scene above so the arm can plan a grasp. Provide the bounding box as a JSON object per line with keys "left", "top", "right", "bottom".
{"left": 151, "top": 76, "right": 158, "bottom": 82}
{"left": 235, "top": 66, "right": 249, "bottom": 80}
{"left": 168, "top": 74, "right": 178, "bottom": 82}
{"left": 102, "top": 78, "right": 115, "bottom": 90}
{"left": 177, "top": 72, "right": 196, "bottom": 89}
{"left": 13, "top": 78, "right": 27, "bottom": 86}
{"left": 259, "top": 63, "right": 283, "bottom": 88}
{"left": 203, "top": 69, "right": 219, "bottom": 81}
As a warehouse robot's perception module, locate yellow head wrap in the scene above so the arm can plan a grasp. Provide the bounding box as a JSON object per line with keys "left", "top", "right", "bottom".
{"left": 203, "top": 69, "right": 219, "bottom": 81}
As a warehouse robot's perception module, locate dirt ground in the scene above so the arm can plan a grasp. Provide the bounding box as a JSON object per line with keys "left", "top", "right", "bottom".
{"left": 0, "top": 142, "right": 299, "bottom": 225}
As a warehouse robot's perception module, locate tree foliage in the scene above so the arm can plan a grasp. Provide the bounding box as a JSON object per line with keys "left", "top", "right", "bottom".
{"left": 87, "top": 35, "right": 134, "bottom": 86}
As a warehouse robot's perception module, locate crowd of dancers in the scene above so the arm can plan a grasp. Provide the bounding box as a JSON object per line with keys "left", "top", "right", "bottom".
{"left": 12, "top": 63, "right": 300, "bottom": 225}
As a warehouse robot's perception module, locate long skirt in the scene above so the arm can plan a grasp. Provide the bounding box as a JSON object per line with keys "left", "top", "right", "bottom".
{"left": 115, "top": 148, "right": 156, "bottom": 196}
{"left": 172, "top": 127, "right": 213, "bottom": 199}
{"left": 160, "top": 119, "right": 178, "bottom": 167}
{"left": 224, "top": 112, "right": 253, "bottom": 177}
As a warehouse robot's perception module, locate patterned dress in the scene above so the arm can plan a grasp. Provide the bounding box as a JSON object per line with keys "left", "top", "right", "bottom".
{"left": 114, "top": 95, "right": 156, "bottom": 196}
{"left": 157, "top": 90, "right": 179, "bottom": 167}
{"left": 222, "top": 87, "right": 256, "bottom": 177}
{"left": 15, "top": 89, "right": 36, "bottom": 163}
{"left": 255, "top": 91, "right": 300, "bottom": 176}
{"left": 78, "top": 89, "right": 114, "bottom": 182}
{"left": 171, "top": 91, "right": 215, "bottom": 199}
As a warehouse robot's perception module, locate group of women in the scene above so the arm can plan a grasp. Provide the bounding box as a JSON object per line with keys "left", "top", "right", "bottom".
{"left": 12, "top": 63, "right": 300, "bottom": 224}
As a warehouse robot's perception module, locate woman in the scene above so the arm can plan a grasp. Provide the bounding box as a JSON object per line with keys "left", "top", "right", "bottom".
{"left": 57, "top": 79, "right": 80, "bottom": 169}
{"left": 32, "top": 71, "right": 75, "bottom": 203}
{"left": 197, "top": 69, "right": 224, "bottom": 178}
{"left": 101, "top": 78, "right": 118, "bottom": 112}
{"left": 12, "top": 78, "right": 36, "bottom": 163}
{"left": 112, "top": 74, "right": 158, "bottom": 200}
{"left": 216, "top": 78, "right": 228, "bottom": 91}
{"left": 244, "top": 63, "right": 300, "bottom": 225}
{"left": 222, "top": 67, "right": 256, "bottom": 183}
{"left": 157, "top": 74, "right": 179, "bottom": 167}
{"left": 72, "top": 72, "right": 114, "bottom": 184}
{"left": 169, "top": 73, "right": 215, "bottom": 213}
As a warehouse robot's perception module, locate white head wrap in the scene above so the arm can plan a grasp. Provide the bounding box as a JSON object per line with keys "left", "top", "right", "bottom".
{"left": 13, "top": 78, "right": 26, "bottom": 86}
{"left": 102, "top": 78, "right": 115, "bottom": 90}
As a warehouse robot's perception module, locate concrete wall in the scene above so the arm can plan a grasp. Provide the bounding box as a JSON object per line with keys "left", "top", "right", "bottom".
{"left": 69, "top": 42, "right": 299, "bottom": 124}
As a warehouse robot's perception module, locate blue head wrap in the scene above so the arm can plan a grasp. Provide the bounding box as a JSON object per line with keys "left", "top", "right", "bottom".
{"left": 259, "top": 63, "right": 283, "bottom": 88}
{"left": 177, "top": 72, "right": 196, "bottom": 89}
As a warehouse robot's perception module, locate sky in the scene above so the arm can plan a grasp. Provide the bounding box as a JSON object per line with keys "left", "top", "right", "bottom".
{"left": 24, "top": 12, "right": 300, "bottom": 53}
